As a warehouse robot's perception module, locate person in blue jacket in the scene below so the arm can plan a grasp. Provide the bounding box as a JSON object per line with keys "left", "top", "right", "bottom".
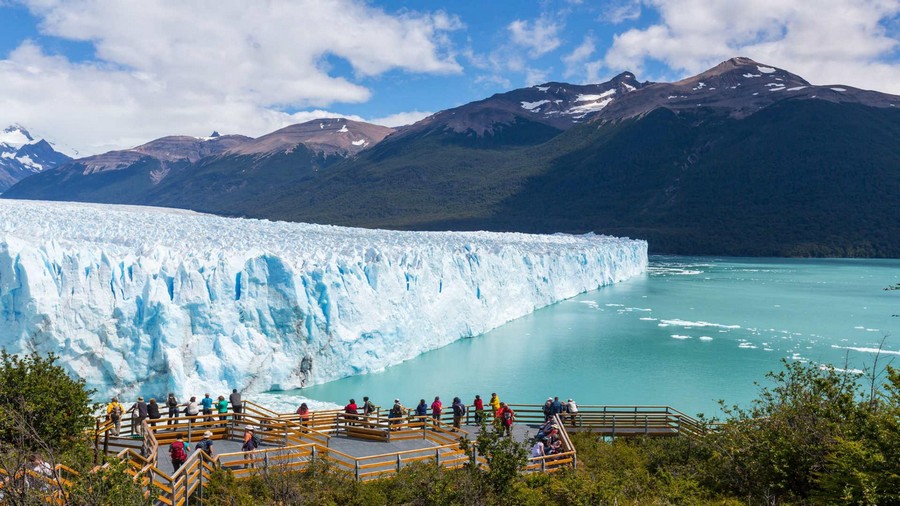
{"left": 415, "top": 399, "right": 428, "bottom": 419}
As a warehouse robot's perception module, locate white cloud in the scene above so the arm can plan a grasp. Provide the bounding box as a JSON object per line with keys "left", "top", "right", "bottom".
{"left": 563, "top": 35, "right": 599, "bottom": 80}
{"left": 0, "top": 0, "right": 462, "bottom": 154}
{"left": 603, "top": 0, "right": 900, "bottom": 94}
{"left": 601, "top": 0, "right": 642, "bottom": 24}
{"left": 367, "top": 110, "right": 432, "bottom": 127}
{"left": 507, "top": 17, "right": 563, "bottom": 58}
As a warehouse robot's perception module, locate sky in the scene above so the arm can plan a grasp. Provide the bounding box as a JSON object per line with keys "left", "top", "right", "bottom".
{"left": 0, "top": 0, "right": 898, "bottom": 155}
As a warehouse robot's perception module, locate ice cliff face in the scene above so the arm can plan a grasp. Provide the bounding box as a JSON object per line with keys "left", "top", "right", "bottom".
{"left": 0, "top": 200, "right": 647, "bottom": 399}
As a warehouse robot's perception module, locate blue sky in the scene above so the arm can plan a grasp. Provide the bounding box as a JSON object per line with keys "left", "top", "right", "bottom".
{"left": 0, "top": 0, "right": 898, "bottom": 154}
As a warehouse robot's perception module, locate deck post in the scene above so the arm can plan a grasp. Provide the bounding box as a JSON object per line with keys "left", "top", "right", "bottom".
{"left": 645, "top": 415, "right": 649, "bottom": 434}
{"left": 472, "top": 446, "right": 478, "bottom": 468}
{"left": 264, "top": 451, "right": 269, "bottom": 470}
{"left": 541, "top": 457, "right": 545, "bottom": 472}
{"left": 184, "top": 469, "right": 190, "bottom": 506}
{"left": 311, "top": 445, "right": 317, "bottom": 465}
{"left": 355, "top": 460, "right": 360, "bottom": 481}
{"left": 435, "top": 448, "right": 441, "bottom": 467}
{"left": 611, "top": 416, "right": 616, "bottom": 439}
{"left": 94, "top": 419, "right": 100, "bottom": 464}
{"left": 396, "top": 453, "right": 402, "bottom": 473}
{"left": 188, "top": 417, "right": 192, "bottom": 443}
{"left": 284, "top": 422, "right": 289, "bottom": 446}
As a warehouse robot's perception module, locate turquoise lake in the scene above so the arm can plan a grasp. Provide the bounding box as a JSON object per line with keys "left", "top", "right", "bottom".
{"left": 280, "top": 257, "right": 900, "bottom": 417}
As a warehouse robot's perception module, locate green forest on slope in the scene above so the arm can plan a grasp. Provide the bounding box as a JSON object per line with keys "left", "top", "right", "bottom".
{"left": 253, "top": 101, "right": 900, "bottom": 257}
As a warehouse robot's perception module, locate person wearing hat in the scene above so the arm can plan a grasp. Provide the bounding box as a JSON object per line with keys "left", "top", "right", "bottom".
{"left": 133, "top": 397, "right": 149, "bottom": 435}
{"left": 542, "top": 397, "right": 554, "bottom": 422}
{"left": 241, "top": 429, "right": 259, "bottom": 467}
{"left": 388, "top": 399, "right": 404, "bottom": 430}
{"left": 195, "top": 431, "right": 214, "bottom": 456}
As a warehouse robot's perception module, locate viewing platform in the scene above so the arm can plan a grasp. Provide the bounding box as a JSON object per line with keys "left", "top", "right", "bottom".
{"left": 14, "top": 400, "right": 707, "bottom": 506}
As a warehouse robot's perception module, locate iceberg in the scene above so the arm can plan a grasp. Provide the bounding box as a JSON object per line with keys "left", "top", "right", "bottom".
{"left": 0, "top": 200, "right": 648, "bottom": 399}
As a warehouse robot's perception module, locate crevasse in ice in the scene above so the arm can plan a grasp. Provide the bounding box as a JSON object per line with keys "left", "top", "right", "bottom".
{"left": 0, "top": 200, "right": 648, "bottom": 399}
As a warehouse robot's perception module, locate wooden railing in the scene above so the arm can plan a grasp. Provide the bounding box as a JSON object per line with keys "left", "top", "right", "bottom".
{"left": 82, "top": 400, "right": 709, "bottom": 505}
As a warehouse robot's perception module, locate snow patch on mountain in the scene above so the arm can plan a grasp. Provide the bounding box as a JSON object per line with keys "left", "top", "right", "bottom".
{"left": 0, "top": 125, "right": 34, "bottom": 147}
{"left": 0, "top": 200, "right": 648, "bottom": 400}
{"left": 521, "top": 100, "right": 550, "bottom": 111}
{"left": 757, "top": 65, "right": 776, "bottom": 74}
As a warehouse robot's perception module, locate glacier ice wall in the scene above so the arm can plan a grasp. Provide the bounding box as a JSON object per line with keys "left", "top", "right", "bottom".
{"left": 0, "top": 200, "right": 647, "bottom": 399}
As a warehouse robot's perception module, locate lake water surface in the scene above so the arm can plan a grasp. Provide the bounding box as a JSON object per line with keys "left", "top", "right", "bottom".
{"left": 274, "top": 257, "right": 900, "bottom": 416}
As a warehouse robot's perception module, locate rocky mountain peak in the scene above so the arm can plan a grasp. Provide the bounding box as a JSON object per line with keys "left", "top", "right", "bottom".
{"left": 225, "top": 118, "right": 395, "bottom": 157}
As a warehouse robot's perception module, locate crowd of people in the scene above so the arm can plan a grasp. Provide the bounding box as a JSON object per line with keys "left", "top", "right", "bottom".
{"left": 105, "top": 389, "right": 245, "bottom": 437}
{"left": 105, "top": 389, "right": 575, "bottom": 470}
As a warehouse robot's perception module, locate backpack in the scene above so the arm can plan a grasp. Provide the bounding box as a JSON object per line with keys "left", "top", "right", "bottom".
{"left": 196, "top": 439, "right": 212, "bottom": 454}
{"left": 364, "top": 401, "right": 375, "bottom": 414}
{"left": 170, "top": 441, "right": 187, "bottom": 462}
{"left": 110, "top": 407, "right": 121, "bottom": 422}
{"left": 453, "top": 403, "right": 465, "bottom": 416}
{"left": 252, "top": 434, "right": 260, "bottom": 447}
{"left": 390, "top": 404, "right": 403, "bottom": 418}
{"left": 502, "top": 410, "right": 513, "bottom": 425}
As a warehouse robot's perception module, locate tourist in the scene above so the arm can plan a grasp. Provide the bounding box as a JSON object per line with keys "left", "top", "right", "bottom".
{"left": 531, "top": 439, "right": 546, "bottom": 458}
{"left": 431, "top": 396, "right": 443, "bottom": 421}
{"left": 542, "top": 397, "right": 553, "bottom": 422}
{"left": 362, "top": 396, "right": 376, "bottom": 426}
{"left": 241, "top": 429, "right": 259, "bottom": 468}
{"left": 147, "top": 398, "right": 161, "bottom": 428}
{"left": 166, "top": 393, "right": 179, "bottom": 425}
{"left": 185, "top": 396, "right": 200, "bottom": 417}
{"left": 566, "top": 399, "right": 578, "bottom": 426}
{"left": 362, "top": 396, "right": 375, "bottom": 416}
{"left": 169, "top": 434, "right": 188, "bottom": 472}
{"left": 201, "top": 393, "right": 214, "bottom": 422}
{"left": 451, "top": 397, "right": 466, "bottom": 429}
{"left": 107, "top": 397, "right": 124, "bottom": 436}
{"left": 216, "top": 395, "right": 229, "bottom": 426}
{"left": 133, "top": 397, "right": 149, "bottom": 435}
{"left": 415, "top": 399, "right": 428, "bottom": 421}
{"left": 229, "top": 389, "right": 242, "bottom": 421}
{"left": 195, "top": 431, "right": 214, "bottom": 456}
{"left": 388, "top": 399, "right": 404, "bottom": 430}
{"left": 489, "top": 393, "right": 501, "bottom": 418}
{"left": 535, "top": 419, "right": 554, "bottom": 440}
{"left": 498, "top": 402, "right": 515, "bottom": 437}
{"left": 296, "top": 403, "right": 310, "bottom": 426}
{"left": 473, "top": 394, "right": 484, "bottom": 424}
{"left": 552, "top": 396, "right": 563, "bottom": 418}
{"left": 27, "top": 454, "right": 54, "bottom": 491}
{"left": 344, "top": 398, "right": 358, "bottom": 426}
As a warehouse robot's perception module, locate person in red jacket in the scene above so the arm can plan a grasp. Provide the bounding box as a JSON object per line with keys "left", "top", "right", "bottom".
{"left": 473, "top": 394, "right": 484, "bottom": 424}
{"left": 430, "top": 396, "right": 442, "bottom": 421}
{"left": 296, "top": 403, "right": 310, "bottom": 426}
{"left": 345, "top": 399, "right": 358, "bottom": 426}
{"left": 498, "top": 402, "right": 515, "bottom": 437}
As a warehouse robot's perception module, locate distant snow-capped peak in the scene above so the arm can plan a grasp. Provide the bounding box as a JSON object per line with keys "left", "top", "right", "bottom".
{"left": 0, "top": 124, "right": 35, "bottom": 148}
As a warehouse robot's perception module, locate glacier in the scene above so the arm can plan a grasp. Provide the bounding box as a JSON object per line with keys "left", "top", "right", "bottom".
{"left": 0, "top": 200, "right": 648, "bottom": 400}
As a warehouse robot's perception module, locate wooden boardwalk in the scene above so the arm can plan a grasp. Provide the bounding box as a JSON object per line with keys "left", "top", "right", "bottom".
{"left": 7, "top": 400, "right": 706, "bottom": 506}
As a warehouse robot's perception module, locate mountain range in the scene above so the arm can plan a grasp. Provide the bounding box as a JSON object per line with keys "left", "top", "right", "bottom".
{"left": 4, "top": 57, "right": 899, "bottom": 257}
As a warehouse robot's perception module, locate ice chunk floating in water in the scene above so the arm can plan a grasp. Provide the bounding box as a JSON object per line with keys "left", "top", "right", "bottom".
{"left": 0, "top": 200, "right": 647, "bottom": 399}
